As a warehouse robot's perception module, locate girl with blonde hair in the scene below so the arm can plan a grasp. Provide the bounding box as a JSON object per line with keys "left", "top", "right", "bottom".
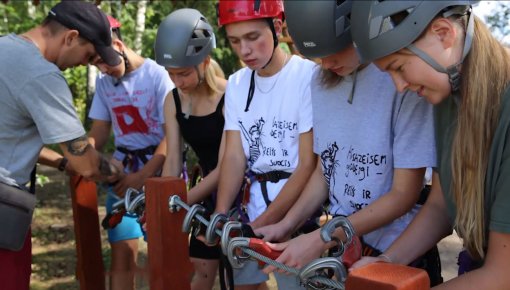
{"left": 350, "top": 1, "right": 510, "bottom": 288}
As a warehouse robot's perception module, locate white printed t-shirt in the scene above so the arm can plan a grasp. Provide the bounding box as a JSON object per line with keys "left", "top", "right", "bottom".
{"left": 312, "top": 64, "right": 436, "bottom": 251}
{"left": 225, "top": 55, "right": 315, "bottom": 220}
{"left": 89, "top": 58, "right": 174, "bottom": 171}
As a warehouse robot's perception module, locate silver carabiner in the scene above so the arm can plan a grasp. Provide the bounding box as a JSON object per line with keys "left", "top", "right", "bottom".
{"left": 221, "top": 221, "right": 243, "bottom": 255}
{"left": 226, "top": 237, "right": 251, "bottom": 268}
{"left": 320, "top": 216, "right": 355, "bottom": 257}
{"left": 126, "top": 193, "right": 145, "bottom": 214}
{"left": 124, "top": 187, "right": 141, "bottom": 210}
{"left": 298, "top": 257, "right": 347, "bottom": 290}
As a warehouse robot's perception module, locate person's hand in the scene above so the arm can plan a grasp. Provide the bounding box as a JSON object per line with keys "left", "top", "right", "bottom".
{"left": 113, "top": 171, "right": 144, "bottom": 197}
{"left": 62, "top": 160, "right": 79, "bottom": 176}
{"left": 104, "top": 159, "right": 125, "bottom": 184}
{"left": 349, "top": 255, "right": 389, "bottom": 271}
{"left": 262, "top": 230, "right": 325, "bottom": 274}
{"left": 254, "top": 221, "right": 293, "bottom": 242}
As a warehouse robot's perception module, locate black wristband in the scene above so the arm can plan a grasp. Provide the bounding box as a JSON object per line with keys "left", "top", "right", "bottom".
{"left": 58, "top": 157, "right": 68, "bottom": 172}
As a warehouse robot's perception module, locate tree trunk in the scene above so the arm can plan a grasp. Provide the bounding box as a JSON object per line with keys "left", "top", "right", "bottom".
{"left": 133, "top": 0, "right": 147, "bottom": 55}
{"left": 85, "top": 65, "right": 97, "bottom": 127}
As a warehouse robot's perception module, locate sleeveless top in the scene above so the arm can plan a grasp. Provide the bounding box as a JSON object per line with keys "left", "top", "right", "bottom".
{"left": 173, "top": 88, "right": 225, "bottom": 175}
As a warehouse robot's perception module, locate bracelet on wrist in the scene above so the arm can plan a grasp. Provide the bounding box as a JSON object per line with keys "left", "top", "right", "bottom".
{"left": 58, "top": 157, "right": 68, "bottom": 172}
{"left": 378, "top": 253, "right": 393, "bottom": 263}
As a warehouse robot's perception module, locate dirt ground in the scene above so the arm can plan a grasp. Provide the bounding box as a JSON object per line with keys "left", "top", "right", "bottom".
{"left": 31, "top": 164, "right": 462, "bottom": 289}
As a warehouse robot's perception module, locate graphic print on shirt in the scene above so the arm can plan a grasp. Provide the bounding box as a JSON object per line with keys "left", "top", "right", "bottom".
{"left": 320, "top": 142, "right": 340, "bottom": 205}
{"left": 113, "top": 105, "right": 149, "bottom": 135}
{"left": 109, "top": 88, "right": 160, "bottom": 137}
{"left": 239, "top": 118, "right": 265, "bottom": 166}
{"left": 322, "top": 142, "right": 389, "bottom": 216}
{"left": 342, "top": 145, "right": 388, "bottom": 213}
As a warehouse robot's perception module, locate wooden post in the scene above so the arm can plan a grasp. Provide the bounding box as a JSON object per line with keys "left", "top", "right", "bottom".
{"left": 145, "top": 177, "right": 192, "bottom": 290}
{"left": 346, "top": 263, "right": 430, "bottom": 290}
{"left": 70, "top": 176, "right": 106, "bottom": 290}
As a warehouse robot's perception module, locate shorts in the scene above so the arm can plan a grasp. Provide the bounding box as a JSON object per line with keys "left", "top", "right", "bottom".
{"left": 189, "top": 234, "right": 221, "bottom": 260}
{"left": 105, "top": 187, "right": 143, "bottom": 243}
{"left": 0, "top": 229, "right": 31, "bottom": 290}
{"left": 233, "top": 259, "right": 305, "bottom": 289}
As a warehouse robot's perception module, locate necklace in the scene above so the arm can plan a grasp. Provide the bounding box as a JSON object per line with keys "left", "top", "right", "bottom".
{"left": 184, "top": 94, "right": 192, "bottom": 119}
{"left": 255, "top": 53, "right": 289, "bottom": 94}
{"left": 184, "top": 96, "right": 193, "bottom": 120}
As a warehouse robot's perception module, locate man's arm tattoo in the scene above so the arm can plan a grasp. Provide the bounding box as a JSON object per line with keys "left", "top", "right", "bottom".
{"left": 66, "top": 135, "right": 91, "bottom": 156}
{"left": 98, "top": 155, "right": 114, "bottom": 176}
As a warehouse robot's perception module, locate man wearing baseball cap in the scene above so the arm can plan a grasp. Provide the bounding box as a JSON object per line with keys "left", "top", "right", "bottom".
{"left": 0, "top": 1, "right": 122, "bottom": 289}
{"left": 47, "top": 0, "right": 120, "bottom": 67}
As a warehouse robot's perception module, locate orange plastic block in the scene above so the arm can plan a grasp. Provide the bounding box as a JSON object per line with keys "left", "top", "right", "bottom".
{"left": 346, "top": 262, "right": 430, "bottom": 290}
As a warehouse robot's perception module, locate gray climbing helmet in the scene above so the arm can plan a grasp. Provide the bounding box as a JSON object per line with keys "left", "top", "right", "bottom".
{"left": 351, "top": 0, "right": 479, "bottom": 92}
{"left": 284, "top": 0, "right": 353, "bottom": 58}
{"left": 351, "top": 0, "right": 477, "bottom": 64}
{"left": 155, "top": 8, "right": 216, "bottom": 68}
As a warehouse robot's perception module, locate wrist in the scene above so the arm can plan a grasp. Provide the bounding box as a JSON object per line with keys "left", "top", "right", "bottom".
{"left": 378, "top": 253, "right": 393, "bottom": 263}
{"left": 57, "top": 157, "right": 68, "bottom": 172}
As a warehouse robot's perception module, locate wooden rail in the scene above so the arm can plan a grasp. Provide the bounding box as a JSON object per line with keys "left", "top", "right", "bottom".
{"left": 145, "top": 176, "right": 192, "bottom": 290}
{"left": 70, "top": 176, "right": 106, "bottom": 290}
{"left": 70, "top": 176, "right": 429, "bottom": 290}
{"left": 347, "top": 262, "right": 430, "bottom": 290}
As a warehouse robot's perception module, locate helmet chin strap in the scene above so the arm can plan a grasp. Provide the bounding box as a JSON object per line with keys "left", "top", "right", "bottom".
{"left": 261, "top": 18, "right": 279, "bottom": 70}
{"left": 113, "top": 50, "right": 131, "bottom": 86}
{"left": 406, "top": 9, "right": 474, "bottom": 93}
{"left": 194, "top": 66, "right": 205, "bottom": 88}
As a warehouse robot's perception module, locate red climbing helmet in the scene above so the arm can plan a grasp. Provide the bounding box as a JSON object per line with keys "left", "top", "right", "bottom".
{"left": 217, "top": 0, "right": 284, "bottom": 26}
{"left": 107, "top": 15, "right": 121, "bottom": 29}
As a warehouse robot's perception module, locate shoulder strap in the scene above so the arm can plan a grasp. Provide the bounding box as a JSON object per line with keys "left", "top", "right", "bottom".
{"left": 216, "top": 94, "right": 225, "bottom": 114}
{"left": 172, "top": 88, "right": 182, "bottom": 114}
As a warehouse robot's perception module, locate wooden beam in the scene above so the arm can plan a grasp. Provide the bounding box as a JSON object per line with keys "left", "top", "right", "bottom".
{"left": 346, "top": 263, "right": 430, "bottom": 290}
{"left": 70, "top": 176, "right": 106, "bottom": 290}
{"left": 145, "top": 177, "right": 192, "bottom": 290}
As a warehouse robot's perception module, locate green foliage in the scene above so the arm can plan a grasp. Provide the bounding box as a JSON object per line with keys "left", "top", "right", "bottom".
{"left": 1, "top": 0, "right": 240, "bottom": 155}
{"left": 62, "top": 66, "right": 88, "bottom": 121}
{"left": 484, "top": 3, "right": 510, "bottom": 43}
{"left": 98, "top": 0, "right": 240, "bottom": 75}
{"left": 36, "top": 174, "right": 50, "bottom": 187}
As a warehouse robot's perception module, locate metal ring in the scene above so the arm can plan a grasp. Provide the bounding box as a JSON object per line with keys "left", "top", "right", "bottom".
{"left": 205, "top": 213, "right": 228, "bottom": 245}
{"left": 182, "top": 204, "right": 206, "bottom": 233}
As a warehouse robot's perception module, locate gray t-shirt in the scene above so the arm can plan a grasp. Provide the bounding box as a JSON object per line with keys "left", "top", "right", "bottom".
{"left": 312, "top": 64, "right": 436, "bottom": 251}
{"left": 0, "top": 34, "right": 85, "bottom": 185}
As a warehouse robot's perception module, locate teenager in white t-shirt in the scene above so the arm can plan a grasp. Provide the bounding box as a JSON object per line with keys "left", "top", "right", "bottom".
{"left": 88, "top": 16, "right": 173, "bottom": 290}
{"left": 214, "top": 1, "right": 316, "bottom": 289}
